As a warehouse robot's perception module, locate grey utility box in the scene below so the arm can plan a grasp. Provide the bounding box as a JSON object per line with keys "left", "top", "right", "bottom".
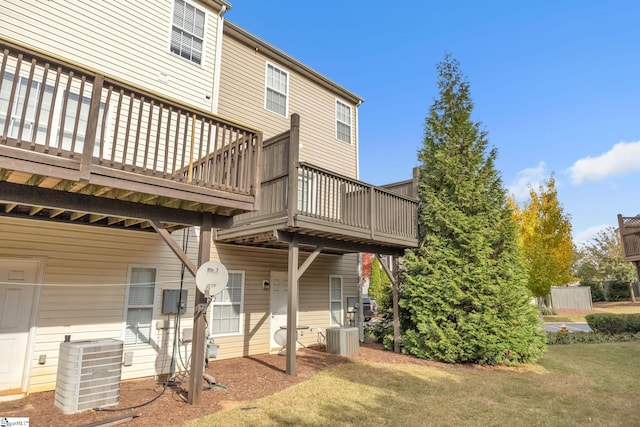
{"left": 162, "top": 289, "right": 188, "bottom": 314}
{"left": 326, "top": 327, "right": 359, "bottom": 356}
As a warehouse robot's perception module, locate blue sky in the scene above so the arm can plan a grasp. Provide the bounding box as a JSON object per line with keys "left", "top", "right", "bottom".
{"left": 227, "top": 1, "right": 640, "bottom": 245}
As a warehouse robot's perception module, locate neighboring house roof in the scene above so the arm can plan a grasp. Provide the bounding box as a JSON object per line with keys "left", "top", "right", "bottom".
{"left": 224, "top": 21, "right": 364, "bottom": 106}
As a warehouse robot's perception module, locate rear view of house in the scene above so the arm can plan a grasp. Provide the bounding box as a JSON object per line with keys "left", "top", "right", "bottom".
{"left": 0, "top": 0, "right": 417, "bottom": 407}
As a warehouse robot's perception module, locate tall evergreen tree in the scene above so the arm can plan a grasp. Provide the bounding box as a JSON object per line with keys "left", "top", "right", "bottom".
{"left": 400, "top": 56, "right": 546, "bottom": 365}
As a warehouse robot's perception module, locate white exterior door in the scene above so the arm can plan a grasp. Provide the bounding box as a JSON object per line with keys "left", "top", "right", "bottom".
{"left": 269, "top": 271, "right": 288, "bottom": 350}
{"left": 0, "top": 259, "right": 40, "bottom": 393}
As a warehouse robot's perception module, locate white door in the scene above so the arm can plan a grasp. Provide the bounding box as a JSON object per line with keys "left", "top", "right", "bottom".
{"left": 0, "top": 259, "right": 40, "bottom": 393}
{"left": 269, "top": 271, "right": 288, "bottom": 350}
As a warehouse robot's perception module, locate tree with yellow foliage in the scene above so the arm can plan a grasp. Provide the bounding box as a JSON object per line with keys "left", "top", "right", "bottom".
{"left": 511, "top": 175, "right": 574, "bottom": 305}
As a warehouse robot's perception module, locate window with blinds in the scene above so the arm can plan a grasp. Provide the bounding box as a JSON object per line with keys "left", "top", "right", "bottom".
{"left": 336, "top": 100, "right": 352, "bottom": 144}
{"left": 265, "top": 63, "right": 288, "bottom": 116}
{"left": 330, "top": 276, "right": 343, "bottom": 326}
{"left": 170, "top": 0, "right": 206, "bottom": 65}
{"left": 125, "top": 267, "right": 158, "bottom": 345}
{"left": 211, "top": 271, "right": 244, "bottom": 335}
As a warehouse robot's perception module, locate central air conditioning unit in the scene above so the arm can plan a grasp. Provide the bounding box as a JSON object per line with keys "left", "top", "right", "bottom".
{"left": 54, "top": 339, "right": 124, "bottom": 414}
{"left": 326, "top": 327, "right": 359, "bottom": 356}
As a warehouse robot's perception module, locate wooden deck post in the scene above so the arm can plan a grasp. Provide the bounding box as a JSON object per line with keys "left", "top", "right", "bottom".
{"left": 287, "top": 114, "right": 300, "bottom": 227}
{"left": 188, "top": 214, "right": 212, "bottom": 404}
{"left": 286, "top": 235, "right": 299, "bottom": 375}
{"left": 79, "top": 75, "right": 103, "bottom": 182}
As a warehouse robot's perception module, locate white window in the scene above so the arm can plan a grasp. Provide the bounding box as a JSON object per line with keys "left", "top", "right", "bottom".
{"left": 0, "top": 73, "right": 54, "bottom": 142}
{"left": 0, "top": 72, "right": 107, "bottom": 152}
{"left": 124, "top": 266, "right": 158, "bottom": 345}
{"left": 265, "top": 63, "right": 288, "bottom": 116}
{"left": 330, "top": 276, "right": 343, "bottom": 326}
{"left": 211, "top": 271, "right": 244, "bottom": 336}
{"left": 336, "top": 100, "right": 351, "bottom": 144}
{"left": 170, "top": 0, "right": 206, "bottom": 65}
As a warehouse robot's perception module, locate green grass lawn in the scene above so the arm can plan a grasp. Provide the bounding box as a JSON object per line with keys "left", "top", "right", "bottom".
{"left": 182, "top": 342, "right": 640, "bottom": 426}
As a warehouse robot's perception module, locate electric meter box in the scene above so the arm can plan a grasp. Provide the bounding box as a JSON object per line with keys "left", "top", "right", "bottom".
{"left": 162, "top": 289, "right": 188, "bottom": 314}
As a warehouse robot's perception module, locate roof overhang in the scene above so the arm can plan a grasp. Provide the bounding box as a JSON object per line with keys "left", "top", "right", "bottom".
{"left": 223, "top": 21, "right": 364, "bottom": 106}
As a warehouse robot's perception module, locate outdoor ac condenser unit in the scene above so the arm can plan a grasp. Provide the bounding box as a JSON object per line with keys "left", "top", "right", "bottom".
{"left": 326, "top": 327, "right": 359, "bottom": 356}
{"left": 54, "top": 339, "right": 124, "bottom": 414}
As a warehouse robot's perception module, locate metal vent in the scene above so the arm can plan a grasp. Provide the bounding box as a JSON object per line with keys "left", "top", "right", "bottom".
{"left": 54, "top": 339, "right": 123, "bottom": 414}
{"left": 326, "top": 327, "right": 359, "bottom": 355}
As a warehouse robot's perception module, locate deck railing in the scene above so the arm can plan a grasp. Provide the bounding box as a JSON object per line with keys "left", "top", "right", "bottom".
{"left": 231, "top": 120, "right": 418, "bottom": 242}
{"left": 297, "top": 163, "right": 418, "bottom": 238}
{"left": 618, "top": 214, "right": 640, "bottom": 261}
{"left": 0, "top": 38, "right": 261, "bottom": 196}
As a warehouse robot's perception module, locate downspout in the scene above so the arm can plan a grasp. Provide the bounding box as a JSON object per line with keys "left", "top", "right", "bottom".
{"left": 210, "top": 5, "right": 228, "bottom": 114}
{"left": 355, "top": 99, "right": 362, "bottom": 180}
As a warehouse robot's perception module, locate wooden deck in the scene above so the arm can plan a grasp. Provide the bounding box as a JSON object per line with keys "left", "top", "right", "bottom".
{"left": 619, "top": 214, "right": 640, "bottom": 262}
{"left": 0, "top": 37, "right": 262, "bottom": 231}
{"left": 216, "top": 115, "right": 419, "bottom": 254}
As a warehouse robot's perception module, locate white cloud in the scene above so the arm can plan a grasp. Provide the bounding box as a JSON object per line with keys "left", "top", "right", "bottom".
{"left": 568, "top": 141, "right": 640, "bottom": 184}
{"left": 573, "top": 224, "right": 612, "bottom": 247}
{"left": 507, "top": 161, "right": 546, "bottom": 201}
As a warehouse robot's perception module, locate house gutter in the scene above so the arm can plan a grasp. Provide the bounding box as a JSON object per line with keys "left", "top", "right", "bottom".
{"left": 211, "top": 5, "right": 228, "bottom": 114}
{"left": 355, "top": 99, "right": 362, "bottom": 180}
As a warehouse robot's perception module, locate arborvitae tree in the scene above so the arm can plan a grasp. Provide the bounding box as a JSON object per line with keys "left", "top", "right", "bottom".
{"left": 511, "top": 175, "right": 575, "bottom": 305}
{"left": 369, "top": 257, "right": 392, "bottom": 314}
{"left": 400, "top": 55, "right": 546, "bottom": 366}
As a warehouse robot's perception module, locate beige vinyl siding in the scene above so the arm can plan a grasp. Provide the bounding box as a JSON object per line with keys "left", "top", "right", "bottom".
{"left": 0, "top": 217, "right": 200, "bottom": 392}
{"left": 0, "top": 216, "right": 358, "bottom": 391}
{"left": 218, "top": 35, "right": 358, "bottom": 178}
{"left": 0, "top": 0, "right": 220, "bottom": 111}
{"left": 212, "top": 244, "right": 359, "bottom": 357}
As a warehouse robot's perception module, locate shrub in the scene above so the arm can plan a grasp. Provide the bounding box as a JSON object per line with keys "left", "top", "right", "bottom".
{"left": 586, "top": 313, "right": 640, "bottom": 334}
{"left": 583, "top": 282, "right": 605, "bottom": 302}
{"left": 540, "top": 306, "right": 557, "bottom": 316}
{"left": 547, "top": 331, "right": 640, "bottom": 345}
{"left": 586, "top": 314, "right": 626, "bottom": 334}
{"left": 605, "top": 281, "right": 631, "bottom": 301}
{"left": 365, "top": 318, "right": 393, "bottom": 344}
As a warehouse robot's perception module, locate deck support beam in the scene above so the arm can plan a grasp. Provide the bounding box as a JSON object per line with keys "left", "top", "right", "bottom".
{"left": 286, "top": 235, "right": 300, "bottom": 375}
{"left": 284, "top": 236, "right": 323, "bottom": 376}
{"left": 150, "top": 220, "right": 197, "bottom": 276}
{"left": 188, "top": 213, "right": 213, "bottom": 404}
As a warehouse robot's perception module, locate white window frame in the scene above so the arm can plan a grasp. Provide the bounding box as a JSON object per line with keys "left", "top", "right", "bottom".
{"left": 264, "top": 62, "right": 289, "bottom": 117}
{"left": 335, "top": 99, "right": 352, "bottom": 144}
{"left": 0, "top": 73, "right": 39, "bottom": 140}
{"left": 210, "top": 270, "right": 244, "bottom": 337}
{"left": 0, "top": 72, "right": 110, "bottom": 152}
{"left": 169, "top": 0, "right": 208, "bottom": 66}
{"left": 123, "top": 265, "right": 159, "bottom": 346}
{"left": 329, "top": 275, "right": 343, "bottom": 326}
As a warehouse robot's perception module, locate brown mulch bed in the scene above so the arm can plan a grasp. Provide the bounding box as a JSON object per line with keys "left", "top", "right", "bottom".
{"left": 0, "top": 343, "right": 427, "bottom": 427}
